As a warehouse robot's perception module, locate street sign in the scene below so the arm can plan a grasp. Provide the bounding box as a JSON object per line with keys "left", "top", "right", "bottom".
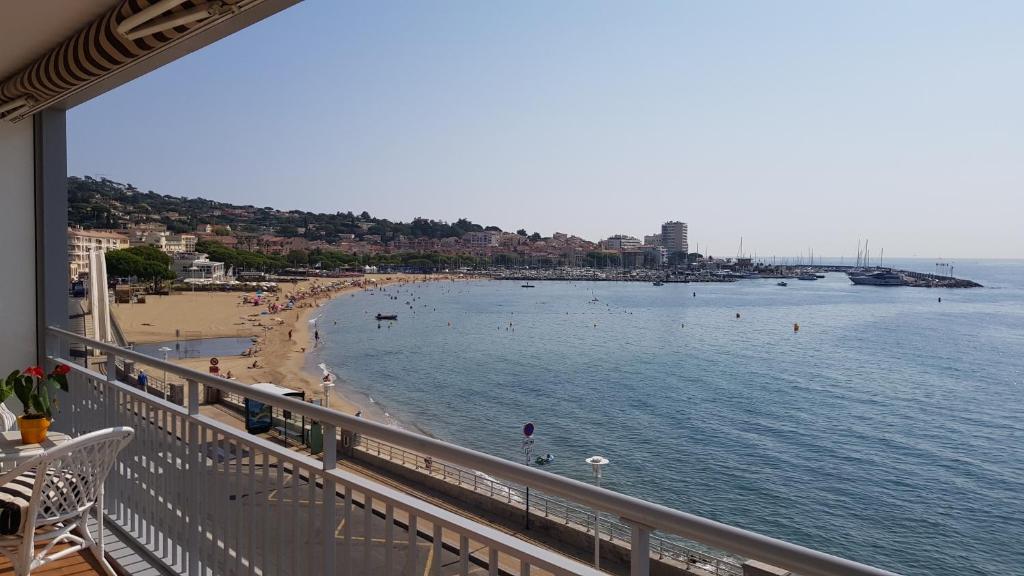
{"left": 523, "top": 422, "right": 535, "bottom": 437}
{"left": 210, "top": 357, "right": 219, "bottom": 366}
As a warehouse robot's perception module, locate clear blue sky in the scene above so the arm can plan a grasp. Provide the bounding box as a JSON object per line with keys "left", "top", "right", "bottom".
{"left": 68, "top": 1, "right": 1023, "bottom": 258}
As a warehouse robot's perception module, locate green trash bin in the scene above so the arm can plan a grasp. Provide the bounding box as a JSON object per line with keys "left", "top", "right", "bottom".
{"left": 309, "top": 422, "right": 323, "bottom": 455}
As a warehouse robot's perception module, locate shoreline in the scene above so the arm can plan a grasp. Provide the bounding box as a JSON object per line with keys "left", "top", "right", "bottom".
{"left": 113, "top": 273, "right": 478, "bottom": 422}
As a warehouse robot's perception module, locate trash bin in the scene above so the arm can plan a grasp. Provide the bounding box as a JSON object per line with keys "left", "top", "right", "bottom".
{"left": 309, "top": 422, "right": 323, "bottom": 455}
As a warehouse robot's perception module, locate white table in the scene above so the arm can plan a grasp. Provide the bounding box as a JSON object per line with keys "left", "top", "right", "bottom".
{"left": 0, "top": 430, "right": 71, "bottom": 468}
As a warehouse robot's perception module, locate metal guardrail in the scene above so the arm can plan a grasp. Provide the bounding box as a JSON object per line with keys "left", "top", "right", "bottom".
{"left": 48, "top": 326, "right": 903, "bottom": 576}
{"left": 353, "top": 437, "right": 743, "bottom": 575}
{"left": 212, "top": 390, "right": 742, "bottom": 574}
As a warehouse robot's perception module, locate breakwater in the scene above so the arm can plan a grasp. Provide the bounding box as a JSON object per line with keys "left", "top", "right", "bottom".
{"left": 492, "top": 266, "right": 982, "bottom": 287}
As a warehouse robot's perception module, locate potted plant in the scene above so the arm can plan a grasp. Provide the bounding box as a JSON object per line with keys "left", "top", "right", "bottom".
{"left": 8, "top": 364, "right": 69, "bottom": 444}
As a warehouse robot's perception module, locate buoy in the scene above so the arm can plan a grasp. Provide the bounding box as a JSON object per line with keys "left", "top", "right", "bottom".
{"left": 793, "top": 323, "right": 799, "bottom": 332}
{"left": 736, "top": 313, "right": 741, "bottom": 319}
{"left": 938, "top": 297, "right": 942, "bottom": 303}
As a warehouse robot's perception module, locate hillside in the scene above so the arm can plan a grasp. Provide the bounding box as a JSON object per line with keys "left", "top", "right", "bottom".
{"left": 68, "top": 175, "right": 508, "bottom": 243}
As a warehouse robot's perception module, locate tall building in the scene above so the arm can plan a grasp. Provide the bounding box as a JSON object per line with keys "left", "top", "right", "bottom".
{"left": 68, "top": 228, "right": 129, "bottom": 279}
{"left": 643, "top": 234, "right": 662, "bottom": 247}
{"left": 661, "top": 221, "right": 688, "bottom": 254}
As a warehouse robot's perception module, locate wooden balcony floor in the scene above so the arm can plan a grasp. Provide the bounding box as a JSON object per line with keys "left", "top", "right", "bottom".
{"left": 0, "top": 544, "right": 104, "bottom": 576}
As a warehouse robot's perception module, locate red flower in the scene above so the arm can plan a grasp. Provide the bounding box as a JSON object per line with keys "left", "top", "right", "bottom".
{"left": 52, "top": 364, "right": 70, "bottom": 376}
{"left": 23, "top": 366, "right": 45, "bottom": 379}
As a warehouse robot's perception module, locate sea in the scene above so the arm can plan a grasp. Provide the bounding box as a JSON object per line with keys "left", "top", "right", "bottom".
{"left": 313, "top": 259, "right": 1024, "bottom": 576}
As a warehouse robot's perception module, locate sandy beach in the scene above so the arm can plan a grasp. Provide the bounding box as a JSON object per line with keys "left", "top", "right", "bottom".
{"left": 112, "top": 273, "right": 470, "bottom": 413}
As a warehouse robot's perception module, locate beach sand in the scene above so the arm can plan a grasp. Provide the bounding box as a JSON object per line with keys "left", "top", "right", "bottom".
{"left": 112, "top": 273, "right": 468, "bottom": 414}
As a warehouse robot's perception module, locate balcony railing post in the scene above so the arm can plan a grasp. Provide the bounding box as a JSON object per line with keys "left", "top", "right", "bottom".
{"left": 323, "top": 423, "right": 337, "bottom": 574}
{"left": 627, "top": 520, "right": 652, "bottom": 576}
{"left": 104, "top": 352, "right": 118, "bottom": 427}
{"left": 186, "top": 378, "right": 200, "bottom": 575}
{"left": 187, "top": 378, "right": 199, "bottom": 415}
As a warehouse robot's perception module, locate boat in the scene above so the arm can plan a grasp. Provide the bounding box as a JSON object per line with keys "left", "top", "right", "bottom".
{"left": 521, "top": 284, "right": 535, "bottom": 288}
{"left": 653, "top": 281, "right": 664, "bottom": 286}
{"left": 797, "top": 273, "right": 818, "bottom": 281}
{"left": 777, "top": 281, "right": 788, "bottom": 287}
{"left": 534, "top": 454, "right": 555, "bottom": 466}
{"left": 849, "top": 271, "right": 906, "bottom": 286}
{"left": 814, "top": 274, "right": 826, "bottom": 279}
{"left": 375, "top": 314, "right": 398, "bottom": 321}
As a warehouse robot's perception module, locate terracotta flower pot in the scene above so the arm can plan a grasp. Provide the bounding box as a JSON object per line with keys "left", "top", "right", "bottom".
{"left": 18, "top": 416, "right": 51, "bottom": 444}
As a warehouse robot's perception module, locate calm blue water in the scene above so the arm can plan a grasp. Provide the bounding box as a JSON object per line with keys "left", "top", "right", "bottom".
{"left": 315, "top": 259, "right": 1024, "bottom": 576}
{"left": 134, "top": 337, "right": 255, "bottom": 360}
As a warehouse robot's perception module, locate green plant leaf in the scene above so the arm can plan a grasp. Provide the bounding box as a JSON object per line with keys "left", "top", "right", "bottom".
{"left": 13, "top": 376, "right": 32, "bottom": 416}
{"left": 37, "top": 385, "right": 51, "bottom": 419}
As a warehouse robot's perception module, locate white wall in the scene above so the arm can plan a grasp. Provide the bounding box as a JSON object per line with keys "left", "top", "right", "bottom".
{"left": 0, "top": 120, "right": 37, "bottom": 373}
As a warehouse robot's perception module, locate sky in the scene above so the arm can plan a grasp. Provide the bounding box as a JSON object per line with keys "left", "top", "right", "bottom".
{"left": 68, "top": 1, "right": 1024, "bottom": 259}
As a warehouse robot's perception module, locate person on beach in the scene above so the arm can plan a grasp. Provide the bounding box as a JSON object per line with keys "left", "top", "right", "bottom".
{"left": 314, "top": 329, "right": 320, "bottom": 344}
{"left": 288, "top": 328, "right": 293, "bottom": 340}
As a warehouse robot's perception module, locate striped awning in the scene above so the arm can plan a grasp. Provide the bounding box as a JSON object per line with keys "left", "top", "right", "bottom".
{"left": 0, "top": 0, "right": 248, "bottom": 121}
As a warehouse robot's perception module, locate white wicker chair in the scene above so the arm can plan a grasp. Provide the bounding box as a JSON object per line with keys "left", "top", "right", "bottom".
{"left": 0, "top": 404, "right": 17, "bottom": 432}
{"left": 0, "top": 427, "right": 134, "bottom": 575}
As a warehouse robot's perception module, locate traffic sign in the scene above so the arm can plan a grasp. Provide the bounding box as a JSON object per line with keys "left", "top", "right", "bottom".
{"left": 523, "top": 422, "right": 535, "bottom": 437}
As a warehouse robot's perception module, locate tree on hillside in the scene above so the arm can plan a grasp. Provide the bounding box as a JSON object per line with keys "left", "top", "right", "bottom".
{"left": 105, "top": 246, "right": 175, "bottom": 292}
{"left": 286, "top": 249, "right": 309, "bottom": 266}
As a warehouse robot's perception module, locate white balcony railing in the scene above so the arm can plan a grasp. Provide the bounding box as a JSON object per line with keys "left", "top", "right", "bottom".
{"left": 47, "top": 326, "right": 901, "bottom": 576}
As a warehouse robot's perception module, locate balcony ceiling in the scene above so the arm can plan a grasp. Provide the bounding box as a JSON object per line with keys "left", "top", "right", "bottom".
{"left": 0, "top": 1, "right": 120, "bottom": 83}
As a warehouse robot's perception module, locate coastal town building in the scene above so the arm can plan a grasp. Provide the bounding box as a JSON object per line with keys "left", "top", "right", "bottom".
{"left": 644, "top": 233, "right": 662, "bottom": 246}
{"left": 603, "top": 234, "right": 642, "bottom": 250}
{"left": 129, "top": 229, "right": 197, "bottom": 254}
{"left": 661, "top": 220, "right": 689, "bottom": 254}
{"left": 170, "top": 252, "right": 226, "bottom": 281}
{"left": 67, "top": 227, "right": 128, "bottom": 279}
{"left": 642, "top": 245, "right": 668, "bottom": 266}
{"left": 463, "top": 230, "right": 501, "bottom": 248}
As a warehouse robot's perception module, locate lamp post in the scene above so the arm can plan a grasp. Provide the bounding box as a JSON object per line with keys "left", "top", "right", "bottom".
{"left": 157, "top": 346, "right": 172, "bottom": 401}
{"left": 522, "top": 423, "right": 535, "bottom": 530}
{"left": 322, "top": 373, "right": 335, "bottom": 409}
{"left": 585, "top": 456, "right": 609, "bottom": 569}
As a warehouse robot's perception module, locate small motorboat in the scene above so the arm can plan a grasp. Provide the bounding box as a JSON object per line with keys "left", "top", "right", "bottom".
{"left": 653, "top": 281, "right": 664, "bottom": 286}
{"left": 521, "top": 284, "right": 535, "bottom": 288}
{"left": 375, "top": 314, "right": 398, "bottom": 321}
{"left": 777, "top": 281, "right": 788, "bottom": 287}
{"left": 534, "top": 454, "right": 555, "bottom": 466}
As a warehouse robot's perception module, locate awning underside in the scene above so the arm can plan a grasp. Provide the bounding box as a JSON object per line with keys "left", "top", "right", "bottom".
{"left": 0, "top": 0, "right": 254, "bottom": 121}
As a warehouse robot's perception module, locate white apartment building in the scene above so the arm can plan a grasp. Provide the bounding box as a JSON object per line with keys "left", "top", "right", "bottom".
{"left": 68, "top": 228, "right": 128, "bottom": 279}
{"left": 463, "top": 230, "right": 500, "bottom": 248}
{"left": 171, "top": 252, "right": 226, "bottom": 281}
{"left": 661, "top": 221, "right": 689, "bottom": 254}
{"left": 604, "top": 234, "right": 642, "bottom": 250}
{"left": 131, "top": 230, "right": 197, "bottom": 253}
